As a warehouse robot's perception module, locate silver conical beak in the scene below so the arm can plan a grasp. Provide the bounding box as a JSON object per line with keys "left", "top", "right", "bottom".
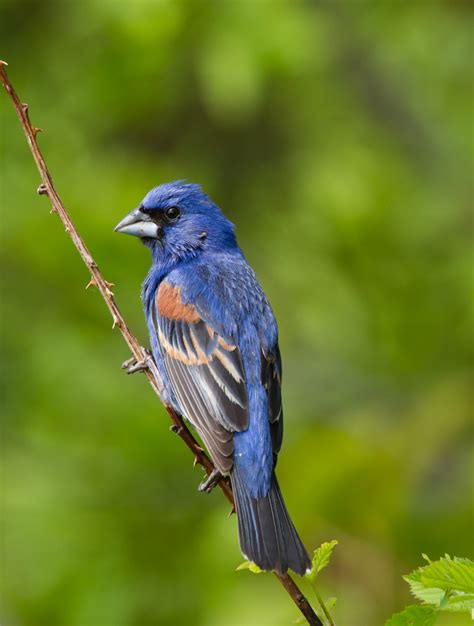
{"left": 114, "top": 208, "right": 159, "bottom": 238}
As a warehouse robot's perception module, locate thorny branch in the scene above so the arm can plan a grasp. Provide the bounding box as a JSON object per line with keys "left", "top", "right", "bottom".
{"left": 0, "top": 62, "right": 322, "bottom": 626}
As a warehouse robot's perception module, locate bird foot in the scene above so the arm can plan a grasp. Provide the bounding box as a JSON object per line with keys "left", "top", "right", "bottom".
{"left": 122, "top": 348, "right": 154, "bottom": 374}
{"left": 198, "top": 468, "right": 222, "bottom": 493}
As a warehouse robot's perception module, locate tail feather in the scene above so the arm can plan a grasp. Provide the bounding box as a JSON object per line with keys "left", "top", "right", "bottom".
{"left": 231, "top": 466, "right": 311, "bottom": 575}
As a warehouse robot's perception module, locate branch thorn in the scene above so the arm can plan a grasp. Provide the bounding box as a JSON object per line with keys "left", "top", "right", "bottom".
{"left": 104, "top": 280, "right": 114, "bottom": 296}
{"left": 86, "top": 277, "right": 97, "bottom": 290}
{"left": 32, "top": 127, "right": 43, "bottom": 137}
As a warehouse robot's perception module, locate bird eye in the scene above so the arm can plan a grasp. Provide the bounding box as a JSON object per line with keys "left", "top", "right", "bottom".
{"left": 165, "top": 206, "right": 181, "bottom": 221}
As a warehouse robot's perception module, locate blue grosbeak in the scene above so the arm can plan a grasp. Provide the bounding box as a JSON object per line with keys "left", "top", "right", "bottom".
{"left": 115, "top": 181, "right": 310, "bottom": 575}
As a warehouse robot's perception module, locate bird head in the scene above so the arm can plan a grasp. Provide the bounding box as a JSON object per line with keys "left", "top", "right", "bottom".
{"left": 114, "top": 181, "right": 237, "bottom": 261}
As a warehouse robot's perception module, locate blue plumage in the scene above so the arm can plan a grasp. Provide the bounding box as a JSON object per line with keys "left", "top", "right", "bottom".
{"left": 115, "top": 181, "right": 310, "bottom": 574}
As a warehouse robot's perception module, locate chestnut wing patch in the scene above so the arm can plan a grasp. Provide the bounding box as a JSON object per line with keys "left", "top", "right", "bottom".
{"left": 154, "top": 281, "right": 248, "bottom": 474}
{"left": 156, "top": 283, "right": 201, "bottom": 323}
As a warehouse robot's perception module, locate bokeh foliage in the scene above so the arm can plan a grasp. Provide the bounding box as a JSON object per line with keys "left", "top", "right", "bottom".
{"left": 1, "top": 1, "right": 472, "bottom": 625}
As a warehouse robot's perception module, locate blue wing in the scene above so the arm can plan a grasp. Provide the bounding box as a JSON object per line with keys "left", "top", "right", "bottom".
{"left": 151, "top": 280, "right": 248, "bottom": 474}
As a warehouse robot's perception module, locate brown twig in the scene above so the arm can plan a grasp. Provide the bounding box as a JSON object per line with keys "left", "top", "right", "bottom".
{"left": 0, "top": 61, "right": 322, "bottom": 626}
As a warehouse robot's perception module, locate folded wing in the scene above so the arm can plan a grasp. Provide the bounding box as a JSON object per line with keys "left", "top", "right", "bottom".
{"left": 261, "top": 345, "right": 283, "bottom": 465}
{"left": 152, "top": 281, "right": 248, "bottom": 474}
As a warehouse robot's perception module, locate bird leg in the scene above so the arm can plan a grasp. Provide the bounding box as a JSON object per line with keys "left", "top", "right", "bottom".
{"left": 198, "top": 468, "right": 222, "bottom": 493}
{"left": 122, "top": 348, "right": 154, "bottom": 374}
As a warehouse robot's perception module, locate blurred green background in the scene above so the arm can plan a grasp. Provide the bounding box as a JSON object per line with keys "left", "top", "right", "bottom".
{"left": 1, "top": 1, "right": 472, "bottom": 625}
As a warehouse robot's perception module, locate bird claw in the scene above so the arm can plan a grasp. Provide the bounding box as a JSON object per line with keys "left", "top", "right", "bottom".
{"left": 198, "top": 468, "right": 222, "bottom": 493}
{"left": 122, "top": 348, "right": 154, "bottom": 374}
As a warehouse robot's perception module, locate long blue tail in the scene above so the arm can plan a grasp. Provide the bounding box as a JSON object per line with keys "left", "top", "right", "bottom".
{"left": 231, "top": 465, "right": 311, "bottom": 575}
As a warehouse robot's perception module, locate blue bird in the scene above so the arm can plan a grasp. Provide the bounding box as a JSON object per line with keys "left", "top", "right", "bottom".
{"left": 115, "top": 181, "right": 310, "bottom": 575}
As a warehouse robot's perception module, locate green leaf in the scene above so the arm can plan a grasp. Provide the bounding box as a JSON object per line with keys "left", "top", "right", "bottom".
{"left": 306, "top": 540, "right": 338, "bottom": 582}
{"left": 384, "top": 605, "right": 437, "bottom": 626}
{"left": 404, "top": 570, "right": 444, "bottom": 606}
{"left": 236, "top": 560, "right": 264, "bottom": 574}
{"left": 404, "top": 556, "right": 474, "bottom": 612}
{"left": 421, "top": 557, "right": 474, "bottom": 594}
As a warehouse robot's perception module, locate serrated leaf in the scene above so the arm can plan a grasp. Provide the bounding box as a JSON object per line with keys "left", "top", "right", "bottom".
{"left": 404, "top": 556, "right": 474, "bottom": 613}
{"left": 236, "top": 560, "right": 264, "bottom": 574}
{"left": 421, "top": 557, "right": 474, "bottom": 594}
{"left": 404, "top": 570, "right": 444, "bottom": 606}
{"left": 306, "top": 540, "right": 338, "bottom": 582}
{"left": 404, "top": 574, "right": 474, "bottom": 612}
{"left": 384, "top": 605, "right": 437, "bottom": 626}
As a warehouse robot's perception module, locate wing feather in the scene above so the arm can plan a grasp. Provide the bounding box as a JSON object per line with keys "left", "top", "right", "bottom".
{"left": 262, "top": 346, "right": 283, "bottom": 463}
{"left": 154, "top": 281, "right": 248, "bottom": 474}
